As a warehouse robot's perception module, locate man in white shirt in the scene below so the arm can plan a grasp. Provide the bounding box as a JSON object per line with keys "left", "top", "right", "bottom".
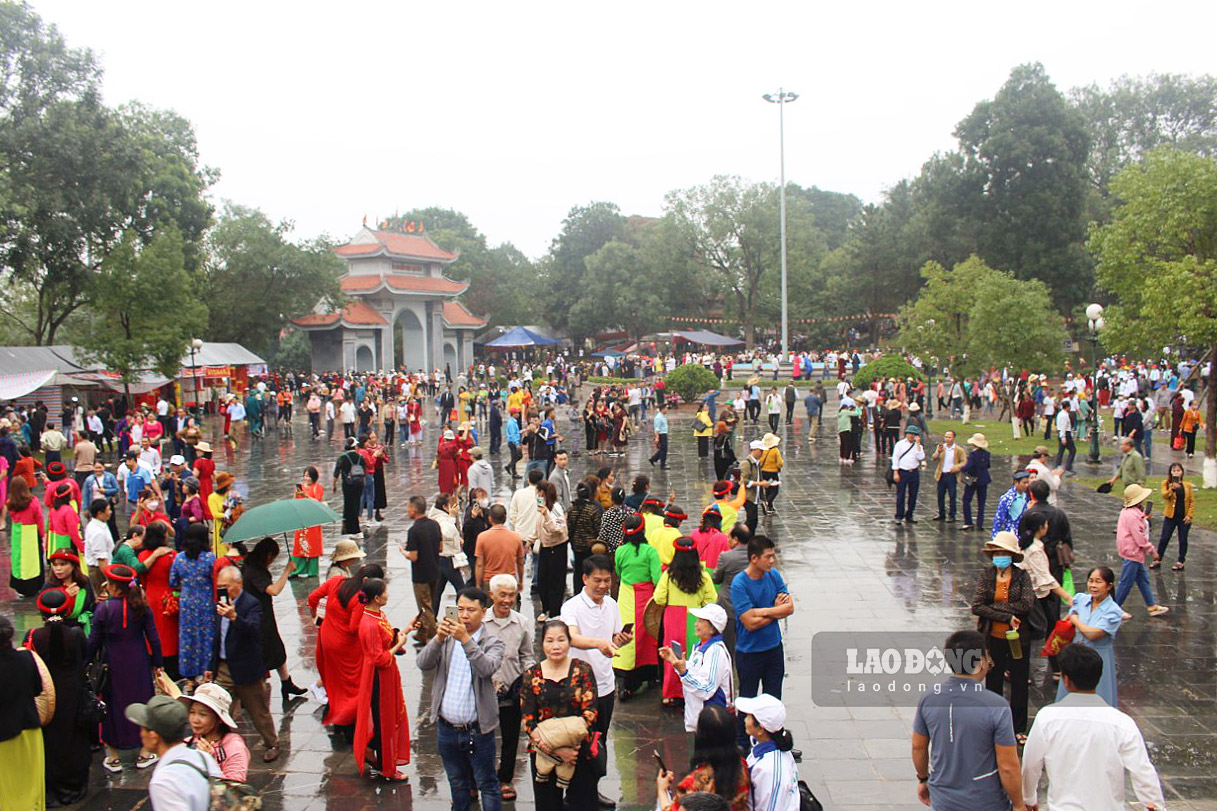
{"left": 891, "top": 426, "right": 926, "bottom": 524}
{"left": 1022, "top": 645, "right": 1164, "bottom": 811}
{"left": 84, "top": 498, "right": 115, "bottom": 593}
{"left": 932, "top": 430, "right": 964, "bottom": 522}
{"left": 324, "top": 398, "right": 337, "bottom": 440}
{"left": 1054, "top": 400, "right": 1076, "bottom": 472}
{"left": 338, "top": 400, "right": 357, "bottom": 439}
{"left": 126, "top": 695, "right": 221, "bottom": 811}
{"left": 560, "top": 555, "right": 634, "bottom": 809}
{"left": 138, "top": 436, "right": 163, "bottom": 476}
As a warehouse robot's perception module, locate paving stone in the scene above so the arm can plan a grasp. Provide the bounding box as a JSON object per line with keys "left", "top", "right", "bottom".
{"left": 6, "top": 401, "right": 1216, "bottom": 808}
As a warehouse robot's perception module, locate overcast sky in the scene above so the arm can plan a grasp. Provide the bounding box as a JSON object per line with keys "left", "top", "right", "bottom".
{"left": 30, "top": 1, "right": 1217, "bottom": 259}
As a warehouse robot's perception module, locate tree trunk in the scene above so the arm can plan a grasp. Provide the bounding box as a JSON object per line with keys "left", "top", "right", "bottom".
{"left": 1204, "top": 345, "right": 1217, "bottom": 488}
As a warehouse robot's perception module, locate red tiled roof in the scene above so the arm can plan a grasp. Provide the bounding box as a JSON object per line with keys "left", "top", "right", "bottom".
{"left": 290, "top": 300, "right": 387, "bottom": 329}
{"left": 339, "top": 274, "right": 468, "bottom": 295}
{"left": 335, "top": 230, "right": 458, "bottom": 262}
{"left": 291, "top": 313, "right": 340, "bottom": 328}
{"left": 339, "top": 275, "right": 382, "bottom": 291}
{"left": 443, "top": 300, "right": 486, "bottom": 328}
{"left": 384, "top": 274, "right": 467, "bottom": 294}
{"left": 341, "top": 300, "right": 388, "bottom": 325}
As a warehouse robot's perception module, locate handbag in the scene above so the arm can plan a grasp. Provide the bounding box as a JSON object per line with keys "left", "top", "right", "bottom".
{"left": 76, "top": 681, "right": 107, "bottom": 730}
{"left": 799, "top": 780, "right": 825, "bottom": 811}
{"left": 1025, "top": 600, "right": 1048, "bottom": 639}
{"left": 163, "top": 590, "right": 181, "bottom": 617}
{"left": 450, "top": 551, "right": 470, "bottom": 570}
{"left": 1173, "top": 435, "right": 1185, "bottom": 450}
{"left": 961, "top": 471, "right": 978, "bottom": 487}
{"left": 1040, "top": 619, "right": 1076, "bottom": 657}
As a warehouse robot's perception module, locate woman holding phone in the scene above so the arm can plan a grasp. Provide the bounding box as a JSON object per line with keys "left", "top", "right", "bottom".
{"left": 655, "top": 704, "right": 751, "bottom": 811}
{"left": 353, "top": 577, "right": 411, "bottom": 782}
{"left": 535, "top": 481, "right": 568, "bottom": 622}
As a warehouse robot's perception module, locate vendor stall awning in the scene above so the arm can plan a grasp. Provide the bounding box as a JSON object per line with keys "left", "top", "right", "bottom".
{"left": 673, "top": 329, "right": 744, "bottom": 347}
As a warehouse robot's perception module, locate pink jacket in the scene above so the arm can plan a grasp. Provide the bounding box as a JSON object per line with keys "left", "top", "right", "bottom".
{"left": 1116, "top": 507, "right": 1153, "bottom": 562}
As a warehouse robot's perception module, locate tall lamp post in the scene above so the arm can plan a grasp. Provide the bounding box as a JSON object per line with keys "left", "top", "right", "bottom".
{"left": 189, "top": 338, "right": 204, "bottom": 422}
{"left": 763, "top": 88, "right": 798, "bottom": 361}
{"left": 1085, "top": 304, "right": 1105, "bottom": 464}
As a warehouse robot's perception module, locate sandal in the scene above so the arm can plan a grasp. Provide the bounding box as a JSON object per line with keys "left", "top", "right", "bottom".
{"left": 1148, "top": 561, "right": 1161, "bottom": 570}
{"left": 136, "top": 752, "right": 159, "bottom": 769}
{"left": 1173, "top": 562, "right": 1186, "bottom": 571}
{"left": 382, "top": 772, "right": 409, "bottom": 783}
{"left": 103, "top": 757, "right": 123, "bottom": 773}
{"left": 501, "top": 784, "right": 517, "bottom": 801}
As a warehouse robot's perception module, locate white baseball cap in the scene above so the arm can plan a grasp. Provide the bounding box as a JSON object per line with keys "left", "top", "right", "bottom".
{"left": 749, "top": 440, "right": 765, "bottom": 451}
{"left": 689, "top": 604, "right": 728, "bottom": 632}
{"left": 169, "top": 455, "right": 186, "bottom": 466}
{"left": 735, "top": 694, "right": 787, "bottom": 732}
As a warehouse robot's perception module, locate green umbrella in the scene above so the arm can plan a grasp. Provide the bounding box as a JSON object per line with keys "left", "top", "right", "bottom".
{"left": 222, "top": 497, "right": 342, "bottom": 544}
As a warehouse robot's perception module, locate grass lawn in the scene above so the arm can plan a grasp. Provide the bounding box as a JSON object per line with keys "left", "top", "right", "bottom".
{"left": 1073, "top": 474, "right": 1217, "bottom": 532}
{"left": 926, "top": 419, "right": 1050, "bottom": 458}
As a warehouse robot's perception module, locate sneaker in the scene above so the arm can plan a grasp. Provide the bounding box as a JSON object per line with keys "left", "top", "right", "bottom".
{"left": 135, "top": 752, "right": 159, "bottom": 769}
{"left": 103, "top": 757, "right": 123, "bottom": 773}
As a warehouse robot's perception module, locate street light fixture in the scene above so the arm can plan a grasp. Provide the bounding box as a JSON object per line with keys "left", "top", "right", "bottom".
{"left": 189, "top": 338, "right": 204, "bottom": 423}
{"left": 1085, "top": 304, "right": 1104, "bottom": 464}
{"left": 763, "top": 88, "right": 798, "bottom": 362}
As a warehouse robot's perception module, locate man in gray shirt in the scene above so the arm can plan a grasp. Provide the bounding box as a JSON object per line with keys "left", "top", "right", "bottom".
{"left": 481, "top": 574, "right": 536, "bottom": 799}
{"left": 417, "top": 587, "right": 505, "bottom": 811}
{"left": 911, "top": 630, "right": 1024, "bottom": 811}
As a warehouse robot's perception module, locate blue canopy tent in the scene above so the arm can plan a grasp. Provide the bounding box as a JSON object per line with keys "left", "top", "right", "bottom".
{"left": 673, "top": 329, "right": 744, "bottom": 347}
{"left": 591, "top": 349, "right": 627, "bottom": 358}
{"left": 484, "top": 326, "right": 562, "bottom": 348}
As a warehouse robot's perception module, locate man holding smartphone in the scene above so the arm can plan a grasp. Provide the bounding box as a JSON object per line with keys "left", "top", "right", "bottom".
{"left": 403, "top": 495, "right": 442, "bottom": 643}
{"left": 562, "top": 555, "right": 635, "bottom": 809}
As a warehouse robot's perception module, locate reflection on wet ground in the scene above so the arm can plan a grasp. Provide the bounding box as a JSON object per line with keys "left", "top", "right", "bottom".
{"left": 5, "top": 403, "right": 1217, "bottom": 809}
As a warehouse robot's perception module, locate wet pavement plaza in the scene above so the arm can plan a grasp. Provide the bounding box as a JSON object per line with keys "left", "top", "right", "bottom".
{"left": 6, "top": 401, "right": 1217, "bottom": 810}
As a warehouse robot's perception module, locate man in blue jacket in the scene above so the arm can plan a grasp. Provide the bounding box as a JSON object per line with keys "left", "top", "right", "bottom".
{"left": 207, "top": 566, "right": 279, "bottom": 761}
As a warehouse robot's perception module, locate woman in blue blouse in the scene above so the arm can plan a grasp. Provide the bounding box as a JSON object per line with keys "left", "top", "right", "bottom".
{"left": 1057, "top": 566, "right": 1123, "bottom": 707}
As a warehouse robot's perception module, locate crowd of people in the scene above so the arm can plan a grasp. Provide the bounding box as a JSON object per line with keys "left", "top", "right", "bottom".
{"left": 0, "top": 347, "right": 1206, "bottom": 810}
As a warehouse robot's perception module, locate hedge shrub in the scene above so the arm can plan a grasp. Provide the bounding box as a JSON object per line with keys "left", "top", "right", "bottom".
{"left": 852, "top": 355, "right": 925, "bottom": 390}
{"left": 664, "top": 363, "right": 719, "bottom": 403}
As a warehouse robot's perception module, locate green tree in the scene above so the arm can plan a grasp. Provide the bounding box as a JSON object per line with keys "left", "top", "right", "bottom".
{"left": 1072, "top": 73, "right": 1217, "bottom": 197}
{"left": 954, "top": 63, "right": 1092, "bottom": 308}
{"left": 572, "top": 240, "right": 665, "bottom": 341}
{"left": 1088, "top": 149, "right": 1217, "bottom": 483}
{"left": 202, "top": 205, "right": 343, "bottom": 354}
{"left": 666, "top": 176, "right": 777, "bottom": 348}
{"left": 77, "top": 227, "right": 206, "bottom": 392}
{"left": 539, "top": 202, "right": 626, "bottom": 339}
{"left": 0, "top": 98, "right": 213, "bottom": 344}
{"left": 0, "top": 1, "right": 98, "bottom": 125}
{"left": 897, "top": 256, "right": 1066, "bottom": 377}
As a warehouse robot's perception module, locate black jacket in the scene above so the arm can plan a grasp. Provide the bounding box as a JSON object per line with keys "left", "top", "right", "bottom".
{"left": 970, "top": 566, "right": 1036, "bottom": 635}
{"left": 210, "top": 589, "right": 265, "bottom": 685}
{"left": 0, "top": 648, "right": 41, "bottom": 741}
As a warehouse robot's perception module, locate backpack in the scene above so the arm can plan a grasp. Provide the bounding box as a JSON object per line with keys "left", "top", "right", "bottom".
{"left": 169, "top": 752, "right": 262, "bottom": 810}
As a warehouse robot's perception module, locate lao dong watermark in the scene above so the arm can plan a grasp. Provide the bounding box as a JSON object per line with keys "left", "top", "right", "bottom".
{"left": 811, "top": 632, "right": 989, "bottom": 707}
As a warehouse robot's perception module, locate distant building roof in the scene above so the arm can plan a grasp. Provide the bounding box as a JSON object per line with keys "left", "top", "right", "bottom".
{"left": 292, "top": 300, "right": 389, "bottom": 330}
{"left": 442, "top": 301, "right": 486, "bottom": 329}
{"left": 339, "top": 274, "right": 468, "bottom": 296}
{"left": 335, "top": 228, "right": 458, "bottom": 263}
